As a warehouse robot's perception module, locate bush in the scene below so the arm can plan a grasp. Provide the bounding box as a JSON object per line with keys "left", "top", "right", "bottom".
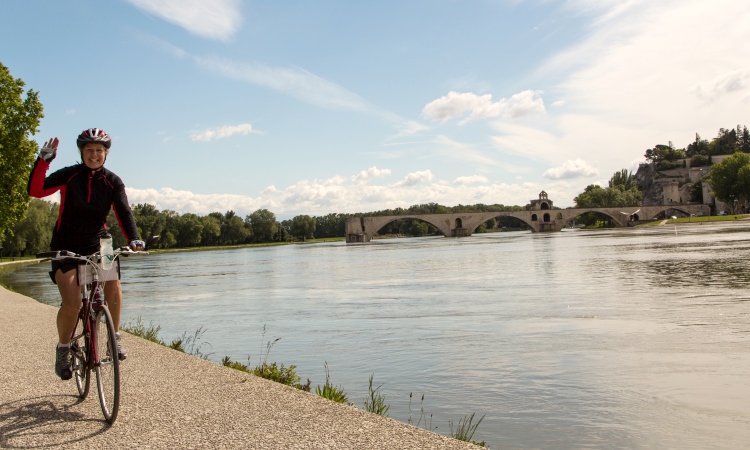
{"left": 656, "top": 160, "right": 683, "bottom": 171}
{"left": 690, "top": 154, "right": 709, "bottom": 167}
{"left": 221, "top": 356, "right": 311, "bottom": 392}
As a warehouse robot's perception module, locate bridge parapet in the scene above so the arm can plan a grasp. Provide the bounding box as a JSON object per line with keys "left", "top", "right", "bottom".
{"left": 344, "top": 203, "right": 711, "bottom": 242}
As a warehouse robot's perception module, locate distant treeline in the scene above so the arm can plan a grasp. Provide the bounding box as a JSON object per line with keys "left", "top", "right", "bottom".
{"left": 645, "top": 124, "right": 750, "bottom": 170}
{"left": 1, "top": 200, "right": 527, "bottom": 256}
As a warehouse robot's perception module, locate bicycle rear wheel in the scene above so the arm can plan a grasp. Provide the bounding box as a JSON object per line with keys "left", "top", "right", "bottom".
{"left": 94, "top": 306, "right": 120, "bottom": 424}
{"left": 71, "top": 316, "right": 90, "bottom": 399}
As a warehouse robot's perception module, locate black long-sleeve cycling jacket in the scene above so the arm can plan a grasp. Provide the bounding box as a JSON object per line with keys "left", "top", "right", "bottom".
{"left": 27, "top": 158, "right": 140, "bottom": 255}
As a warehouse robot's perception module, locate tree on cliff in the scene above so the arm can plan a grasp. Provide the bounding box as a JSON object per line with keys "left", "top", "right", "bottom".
{"left": 644, "top": 143, "right": 685, "bottom": 163}
{"left": 0, "top": 62, "right": 44, "bottom": 239}
{"left": 708, "top": 152, "right": 750, "bottom": 212}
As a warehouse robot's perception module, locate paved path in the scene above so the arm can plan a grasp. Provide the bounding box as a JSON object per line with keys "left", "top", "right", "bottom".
{"left": 0, "top": 286, "right": 477, "bottom": 449}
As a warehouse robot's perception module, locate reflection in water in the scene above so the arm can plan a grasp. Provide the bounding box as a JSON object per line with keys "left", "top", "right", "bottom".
{"left": 3, "top": 223, "right": 750, "bottom": 448}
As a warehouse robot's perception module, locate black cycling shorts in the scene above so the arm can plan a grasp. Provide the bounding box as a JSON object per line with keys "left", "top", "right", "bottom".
{"left": 49, "top": 258, "right": 121, "bottom": 284}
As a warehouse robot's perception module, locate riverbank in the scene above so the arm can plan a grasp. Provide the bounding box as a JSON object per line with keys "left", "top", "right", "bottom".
{"left": 0, "top": 285, "right": 476, "bottom": 449}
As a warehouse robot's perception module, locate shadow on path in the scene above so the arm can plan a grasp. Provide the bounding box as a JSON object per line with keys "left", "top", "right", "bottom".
{"left": 0, "top": 395, "right": 109, "bottom": 448}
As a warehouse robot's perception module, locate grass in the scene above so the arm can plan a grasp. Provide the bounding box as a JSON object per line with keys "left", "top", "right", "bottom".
{"left": 363, "top": 374, "right": 390, "bottom": 417}
{"left": 449, "top": 412, "right": 486, "bottom": 447}
{"left": 315, "top": 361, "right": 348, "bottom": 403}
{"left": 408, "top": 392, "right": 435, "bottom": 431}
{"left": 666, "top": 214, "right": 749, "bottom": 224}
{"left": 121, "top": 316, "right": 212, "bottom": 359}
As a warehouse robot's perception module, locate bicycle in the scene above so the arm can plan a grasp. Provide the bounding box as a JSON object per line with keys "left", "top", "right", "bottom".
{"left": 37, "top": 246, "right": 147, "bottom": 424}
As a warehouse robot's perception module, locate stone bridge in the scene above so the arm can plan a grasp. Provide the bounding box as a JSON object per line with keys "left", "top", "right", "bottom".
{"left": 345, "top": 203, "right": 710, "bottom": 243}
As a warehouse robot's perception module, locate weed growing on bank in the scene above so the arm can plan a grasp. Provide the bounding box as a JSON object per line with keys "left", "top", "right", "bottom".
{"left": 315, "top": 361, "right": 348, "bottom": 403}
{"left": 221, "top": 326, "right": 312, "bottom": 391}
{"left": 449, "top": 412, "right": 486, "bottom": 447}
{"left": 408, "top": 392, "right": 435, "bottom": 431}
{"left": 364, "top": 374, "right": 390, "bottom": 417}
{"left": 121, "top": 316, "right": 212, "bottom": 360}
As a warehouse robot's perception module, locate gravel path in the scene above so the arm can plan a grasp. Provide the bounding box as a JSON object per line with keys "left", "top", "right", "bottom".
{"left": 0, "top": 286, "right": 477, "bottom": 449}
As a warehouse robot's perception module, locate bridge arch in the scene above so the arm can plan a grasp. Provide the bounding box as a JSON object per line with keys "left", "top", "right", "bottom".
{"left": 564, "top": 209, "right": 627, "bottom": 227}
{"left": 651, "top": 207, "right": 692, "bottom": 219}
{"left": 368, "top": 215, "right": 451, "bottom": 238}
{"left": 463, "top": 212, "right": 535, "bottom": 234}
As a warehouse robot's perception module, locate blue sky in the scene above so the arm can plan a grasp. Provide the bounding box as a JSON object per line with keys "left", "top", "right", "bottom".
{"left": 3, "top": 0, "right": 749, "bottom": 217}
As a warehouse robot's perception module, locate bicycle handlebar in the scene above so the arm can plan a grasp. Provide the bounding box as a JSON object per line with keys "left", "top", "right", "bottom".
{"left": 36, "top": 247, "right": 148, "bottom": 261}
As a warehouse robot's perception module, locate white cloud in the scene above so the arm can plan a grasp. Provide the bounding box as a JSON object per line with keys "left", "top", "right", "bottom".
{"left": 690, "top": 70, "right": 750, "bottom": 103}
{"left": 543, "top": 159, "right": 599, "bottom": 180}
{"left": 190, "top": 123, "right": 261, "bottom": 142}
{"left": 352, "top": 166, "right": 392, "bottom": 183}
{"left": 551, "top": 100, "right": 566, "bottom": 107}
{"left": 421, "top": 90, "right": 545, "bottom": 125}
{"left": 391, "top": 120, "right": 431, "bottom": 138}
{"left": 454, "top": 175, "right": 489, "bottom": 185}
{"left": 126, "top": 0, "right": 242, "bottom": 41}
{"left": 396, "top": 170, "right": 434, "bottom": 187}
{"left": 126, "top": 169, "right": 593, "bottom": 217}
{"left": 194, "top": 56, "right": 370, "bottom": 111}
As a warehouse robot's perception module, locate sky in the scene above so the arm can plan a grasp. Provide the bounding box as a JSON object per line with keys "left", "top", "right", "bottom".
{"left": 2, "top": 0, "right": 749, "bottom": 218}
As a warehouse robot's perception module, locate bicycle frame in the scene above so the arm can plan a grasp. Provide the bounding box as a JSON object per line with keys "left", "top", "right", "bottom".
{"left": 70, "top": 268, "right": 105, "bottom": 370}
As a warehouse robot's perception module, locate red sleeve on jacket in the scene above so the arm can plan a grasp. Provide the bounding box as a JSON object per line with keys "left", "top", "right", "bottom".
{"left": 27, "top": 158, "right": 61, "bottom": 198}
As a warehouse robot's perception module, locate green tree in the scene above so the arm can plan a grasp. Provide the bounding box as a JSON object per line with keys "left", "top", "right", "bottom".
{"left": 200, "top": 215, "right": 221, "bottom": 246}
{"left": 1, "top": 198, "right": 58, "bottom": 256}
{"left": 247, "top": 209, "right": 277, "bottom": 243}
{"left": 221, "top": 214, "right": 249, "bottom": 244}
{"left": 708, "top": 128, "right": 739, "bottom": 156}
{"left": 132, "top": 203, "right": 166, "bottom": 244}
{"left": 608, "top": 169, "right": 637, "bottom": 191}
{"left": 175, "top": 213, "right": 204, "bottom": 247}
{"left": 644, "top": 143, "right": 685, "bottom": 163}
{"left": 708, "top": 152, "right": 750, "bottom": 212}
{"left": 0, "top": 62, "right": 44, "bottom": 238}
{"left": 314, "top": 213, "right": 347, "bottom": 238}
{"left": 690, "top": 181, "right": 704, "bottom": 203}
{"left": 290, "top": 215, "right": 316, "bottom": 241}
{"left": 686, "top": 133, "right": 710, "bottom": 157}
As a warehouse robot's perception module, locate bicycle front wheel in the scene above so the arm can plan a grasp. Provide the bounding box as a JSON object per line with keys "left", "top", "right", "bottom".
{"left": 71, "top": 316, "right": 90, "bottom": 399}
{"left": 94, "top": 306, "right": 120, "bottom": 424}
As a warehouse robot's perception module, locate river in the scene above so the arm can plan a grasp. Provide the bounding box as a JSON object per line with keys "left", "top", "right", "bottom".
{"left": 2, "top": 222, "right": 749, "bottom": 449}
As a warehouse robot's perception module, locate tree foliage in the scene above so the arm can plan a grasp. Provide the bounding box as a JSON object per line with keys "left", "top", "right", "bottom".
{"left": 290, "top": 215, "right": 316, "bottom": 241}
{"left": 0, "top": 62, "right": 44, "bottom": 238}
{"left": 574, "top": 169, "right": 642, "bottom": 209}
{"left": 1, "top": 199, "right": 57, "bottom": 256}
{"left": 248, "top": 209, "right": 277, "bottom": 243}
{"left": 708, "top": 151, "right": 750, "bottom": 211}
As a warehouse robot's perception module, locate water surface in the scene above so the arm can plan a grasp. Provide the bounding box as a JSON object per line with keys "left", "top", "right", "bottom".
{"left": 4, "top": 223, "right": 749, "bottom": 448}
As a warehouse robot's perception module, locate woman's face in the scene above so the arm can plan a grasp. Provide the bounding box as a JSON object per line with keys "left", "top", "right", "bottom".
{"left": 81, "top": 143, "right": 108, "bottom": 169}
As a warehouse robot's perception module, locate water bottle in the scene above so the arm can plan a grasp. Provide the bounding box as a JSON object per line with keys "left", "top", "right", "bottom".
{"left": 100, "top": 233, "right": 114, "bottom": 270}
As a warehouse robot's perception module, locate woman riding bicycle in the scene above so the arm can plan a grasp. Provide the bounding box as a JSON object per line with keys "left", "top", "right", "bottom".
{"left": 27, "top": 128, "right": 144, "bottom": 380}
